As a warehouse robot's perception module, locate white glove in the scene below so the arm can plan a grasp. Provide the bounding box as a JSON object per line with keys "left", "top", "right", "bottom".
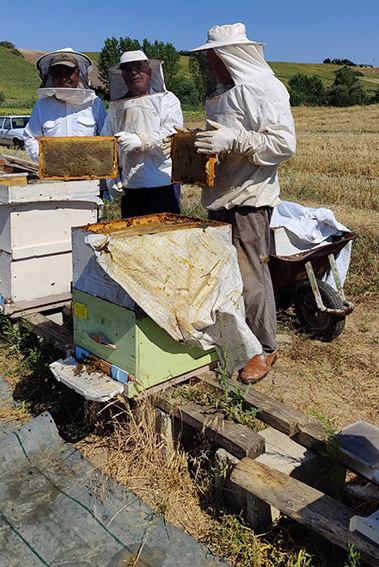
{"left": 194, "top": 119, "right": 236, "bottom": 155}
{"left": 115, "top": 131, "right": 142, "bottom": 153}
{"left": 161, "top": 136, "right": 173, "bottom": 159}
{"left": 161, "top": 126, "right": 188, "bottom": 159}
{"left": 106, "top": 176, "right": 125, "bottom": 198}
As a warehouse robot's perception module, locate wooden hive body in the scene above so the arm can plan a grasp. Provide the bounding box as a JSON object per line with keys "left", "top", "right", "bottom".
{"left": 0, "top": 180, "right": 99, "bottom": 305}
{"left": 73, "top": 289, "right": 218, "bottom": 397}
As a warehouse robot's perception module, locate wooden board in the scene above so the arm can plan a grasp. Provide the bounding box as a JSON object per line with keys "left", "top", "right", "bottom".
{"left": 21, "top": 312, "right": 74, "bottom": 353}
{"left": 1, "top": 292, "right": 72, "bottom": 318}
{"left": 156, "top": 390, "right": 265, "bottom": 460}
{"left": 231, "top": 458, "right": 379, "bottom": 566}
{"left": 0, "top": 173, "right": 28, "bottom": 186}
{"left": 1, "top": 154, "right": 39, "bottom": 172}
{"left": 199, "top": 372, "right": 311, "bottom": 436}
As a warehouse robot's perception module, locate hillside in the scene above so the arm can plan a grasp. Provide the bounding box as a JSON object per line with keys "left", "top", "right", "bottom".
{"left": 1, "top": 47, "right": 379, "bottom": 112}
{"left": 0, "top": 46, "right": 39, "bottom": 103}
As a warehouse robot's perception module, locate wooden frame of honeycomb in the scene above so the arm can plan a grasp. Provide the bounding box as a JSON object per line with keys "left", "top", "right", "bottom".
{"left": 171, "top": 131, "right": 215, "bottom": 187}
{"left": 39, "top": 136, "right": 117, "bottom": 180}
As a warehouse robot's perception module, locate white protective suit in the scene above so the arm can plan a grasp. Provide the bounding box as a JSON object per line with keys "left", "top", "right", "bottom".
{"left": 24, "top": 48, "right": 106, "bottom": 162}
{"left": 191, "top": 26, "right": 296, "bottom": 210}
{"left": 101, "top": 59, "right": 183, "bottom": 189}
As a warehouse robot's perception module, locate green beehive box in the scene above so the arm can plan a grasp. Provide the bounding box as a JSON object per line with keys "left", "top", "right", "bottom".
{"left": 73, "top": 288, "right": 218, "bottom": 397}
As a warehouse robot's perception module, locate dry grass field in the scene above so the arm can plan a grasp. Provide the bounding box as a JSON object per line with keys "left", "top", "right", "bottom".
{"left": 1, "top": 104, "right": 379, "bottom": 566}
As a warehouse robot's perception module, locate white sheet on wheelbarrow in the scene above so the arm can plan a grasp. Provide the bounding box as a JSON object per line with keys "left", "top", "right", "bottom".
{"left": 270, "top": 201, "right": 352, "bottom": 287}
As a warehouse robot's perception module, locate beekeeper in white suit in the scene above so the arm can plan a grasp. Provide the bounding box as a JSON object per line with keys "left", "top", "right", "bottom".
{"left": 191, "top": 23, "right": 296, "bottom": 384}
{"left": 24, "top": 48, "right": 106, "bottom": 162}
{"left": 101, "top": 50, "right": 183, "bottom": 218}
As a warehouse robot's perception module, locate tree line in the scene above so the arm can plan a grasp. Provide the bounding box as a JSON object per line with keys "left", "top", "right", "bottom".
{"left": 98, "top": 36, "right": 379, "bottom": 108}
{"left": 289, "top": 66, "right": 379, "bottom": 107}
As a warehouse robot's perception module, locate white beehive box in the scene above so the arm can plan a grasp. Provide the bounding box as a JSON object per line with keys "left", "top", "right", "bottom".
{"left": 0, "top": 179, "right": 100, "bottom": 305}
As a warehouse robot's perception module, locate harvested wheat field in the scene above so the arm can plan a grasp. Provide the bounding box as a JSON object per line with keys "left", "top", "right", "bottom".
{"left": 1, "top": 104, "right": 378, "bottom": 567}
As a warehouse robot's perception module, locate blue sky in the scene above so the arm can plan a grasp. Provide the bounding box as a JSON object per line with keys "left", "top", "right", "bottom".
{"left": 4, "top": 0, "right": 378, "bottom": 65}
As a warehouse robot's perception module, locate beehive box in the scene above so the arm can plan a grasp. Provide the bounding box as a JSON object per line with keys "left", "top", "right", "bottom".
{"left": 73, "top": 288, "right": 218, "bottom": 397}
{"left": 0, "top": 179, "right": 100, "bottom": 305}
{"left": 71, "top": 213, "right": 238, "bottom": 395}
{"left": 39, "top": 136, "right": 117, "bottom": 180}
{"left": 171, "top": 131, "right": 215, "bottom": 187}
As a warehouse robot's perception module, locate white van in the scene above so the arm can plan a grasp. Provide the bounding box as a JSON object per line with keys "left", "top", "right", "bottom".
{"left": 0, "top": 115, "right": 30, "bottom": 148}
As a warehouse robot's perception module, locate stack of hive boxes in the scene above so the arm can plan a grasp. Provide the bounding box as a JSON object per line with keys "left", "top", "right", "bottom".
{"left": 71, "top": 214, "right": 221, "bottom": 397}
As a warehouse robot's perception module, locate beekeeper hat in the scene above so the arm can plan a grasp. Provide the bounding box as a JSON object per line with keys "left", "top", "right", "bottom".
{"left": 36, "top": 48, "right": 93, "bottom": 87}
{"left": 118, "top": 50, "right": 150, "bottom": 67}
{"left": 191, "top": 23, "right": 264, "bottom": 51}
{"left": 108, "top": 50, "right": 165, "bottom": 100}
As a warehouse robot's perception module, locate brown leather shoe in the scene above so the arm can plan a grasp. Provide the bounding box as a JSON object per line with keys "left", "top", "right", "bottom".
{"left": 239, "top": 352, "right": 278, "bottom": 384}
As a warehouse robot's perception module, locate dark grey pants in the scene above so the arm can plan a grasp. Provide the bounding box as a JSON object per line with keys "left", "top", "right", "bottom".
{"left": 209, "top": 206, "right": 277, "bottom": 354}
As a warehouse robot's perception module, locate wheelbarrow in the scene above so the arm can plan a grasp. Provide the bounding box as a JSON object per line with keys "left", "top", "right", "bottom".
{"left": 268, "top": 230, "right": 358, "bottom": 340}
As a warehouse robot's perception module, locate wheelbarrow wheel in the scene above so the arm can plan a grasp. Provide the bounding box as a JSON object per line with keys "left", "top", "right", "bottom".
{"left": 294, "top": 280, "right": 345, "bottom": 341}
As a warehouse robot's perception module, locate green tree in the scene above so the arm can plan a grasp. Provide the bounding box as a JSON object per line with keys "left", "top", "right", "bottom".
{"left": 169, "top": 76, "right": 200, "bottom": 107}
{"left": 326, "top": 84, "right": 351, "bottom": 107}
{"left": 98, "top": 37, "right": 126, "bottom": 87}
{"left": 333, "top": 66, "right": 359, "bottom": 88}
{"left": 0, "top": 40, "right": 22, "bottom": 57}
{"left": 326, "top": 65, "right": 369, "bottom": 106}
{"left": 142, "top": 39, "right": 180, "bottom": 89}
{"left": 288, "top": 73, "right": 326, "bottom": 106}
{"left": 188, "top": 52, "right": 217, "bottom": 101}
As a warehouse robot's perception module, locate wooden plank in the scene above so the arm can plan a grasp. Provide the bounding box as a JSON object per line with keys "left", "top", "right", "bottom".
{"left": 2, "top": 164, "right": 38, "bottom": 176}
{"left": 0, "top": 174, "right": 28, "bottom": 186}
{"left": 296, "top": 421, "right": 327, "bottom": 452}
{"left": 20, "top": 312, "right": 73, "bottom": 353}
{"left": 230, "top": 458, "right": 379, "bottom": 566}
{"left": 199, "top": 372, "right": 310, "bottom": 435}
{"left": 156, "top": 391, "right": 265, "bottom": 460}
{"left": 2, "top": 292, "right": 72, "bottom": 317}
{"left": 2, "top": 154, "right": 39, "bottom": 171}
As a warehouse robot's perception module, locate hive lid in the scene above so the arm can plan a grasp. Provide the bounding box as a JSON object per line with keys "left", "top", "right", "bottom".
{"left": 74, "top": 212, "right": 230, "bottom": 237}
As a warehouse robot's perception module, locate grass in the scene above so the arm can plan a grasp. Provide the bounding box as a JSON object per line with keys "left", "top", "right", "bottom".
{"left": 0, "top": 46, "right": 39, "bottom": 104}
